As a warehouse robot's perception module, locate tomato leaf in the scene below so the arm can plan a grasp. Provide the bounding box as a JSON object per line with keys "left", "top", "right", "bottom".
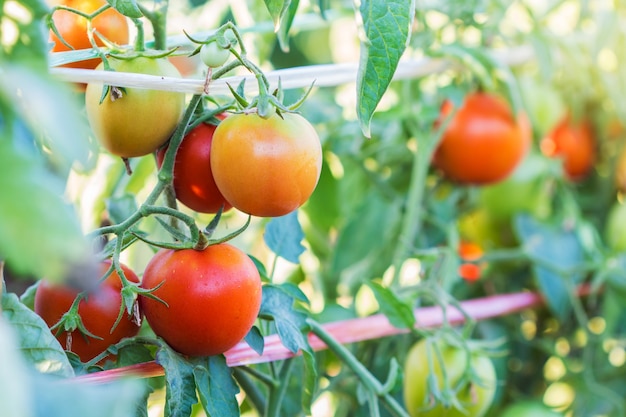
{"left": 366, "top": 281, "right": 416, "bottom": 329}
{"left": 276, "top": 0, "right": 299, "bottom": 52}
{"left": 0, "top": 316, "right": 32, "bottom": 417}
{"left": 356, "top": 0, "right": 415, "bottom": 137}
{"left": 1, "top": 292, "right": 75, "bottom": 378}
{"left": 244, "top": 326, "right": 265, "bottom": 355}
{"left": 106, "top": 0, "right": 143, "bottom": 18}
{"left": 106, "top": 194, "right": 138, "bottom": 225}
{"left": 514, "top": 215, "right": 585, "bottom": 321}
{"left": 259, "top": 284, "right": 317, "bottom": 414}
{"left": 192, "top": 355, "right": 240, "bottom": 417}
{"left": 156, "top": 344, "right": 198, "bottom": 417}
{"left": 264, "top": 211, "right": 306, "bottom": 263}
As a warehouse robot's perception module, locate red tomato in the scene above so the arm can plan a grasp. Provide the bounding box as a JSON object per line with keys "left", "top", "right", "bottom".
{"left": 140, "top": 243, "right": 262, "bottom": 357}
{"left": 157, "top": 122, "right": 232, "bottom": 214}
{"left": 458, "top": 241, "right": 484, "bottom": 282}
{"left": 34, "top": 261, "right": 140, "bottom": 362}
{"left": 49, "top": 0, "right": 129, "bottom": 69}
{"left": 433, "top": 92, "right": 530, "bottom": 185}
{"left": 210, "top": 112, "right": 323, "bottom": 217}
{"left": 540, "top": 114, "right": 596, "bottom": 180}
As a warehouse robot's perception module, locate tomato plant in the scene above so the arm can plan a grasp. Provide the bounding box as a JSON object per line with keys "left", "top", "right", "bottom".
{"left": 157, "top": 121, "right": 232, "bottom": 214}
{"left": 33, "top": 261, "right": 140, "bottom": 362}
{"left": 85, "top": 56, "right": 185, "bottom": 158}
{"left": 49, "top": 0, "right": 129, "bottom": 69}
{"left": 403, "top": 338, "right": 497, "bottom": 417}
{"left": 210, "top": 112, "right": 323, "bottom": 217}
{"left": 540, "top": 114, "right": 596, "bottom": 180}
{"left": 140, "top": 243, "right": 262, "bottom": 357}
{"left": 499, "top": 401, "right": 563, "bottom": 417}
{"left": 433, "top": 92, "right": 530, "bottom": 185}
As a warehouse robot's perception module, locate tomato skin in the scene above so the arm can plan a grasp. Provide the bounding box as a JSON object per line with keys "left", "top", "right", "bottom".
{"left": 433, "top": 92, "right": 530, "bottom": 185}
{"left": 404, "top": 339, "right": 497, "bottom": 417}
{"left": 540, "top": 115, "right": 595, "bottom": 180}
{"left": 140, "top": 243, "right": 262, "bottom": 357}
{"left": 157, "top": 122, "right": 232, "bottom": 214}
{"left": 210, "top": 112, "right": 322, "bottom": 217}
{"left": 50, "top": 0, "right": 129, "bottom": 69}
{"left": 85, "top": 57, "right": 185, "bottom": 158}
{"left": 34, "top": 261, "right": 140, "bottom": 362}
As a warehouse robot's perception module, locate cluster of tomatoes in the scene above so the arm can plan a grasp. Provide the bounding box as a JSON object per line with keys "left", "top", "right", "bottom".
{"left": 37, "top": 0, "right": 322, "bottom": 362}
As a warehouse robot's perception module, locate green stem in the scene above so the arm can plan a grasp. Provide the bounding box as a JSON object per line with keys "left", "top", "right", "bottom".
{"left": 307, "top": 319, "right": 410, "bottom": 417}
{"left": 232, "top": 367, "right": 268, "bottom": 414}
{"left": 265, "top": 359, "right": 295, "bottom": 417}
{"left": 132, "top": 18, "right": 145, "bottom": 51}
{"left": 389, "top": 118, "right": 443, "bottom": 289}
{"left": 138, "top": 2, "right": 169, "bottom": 50}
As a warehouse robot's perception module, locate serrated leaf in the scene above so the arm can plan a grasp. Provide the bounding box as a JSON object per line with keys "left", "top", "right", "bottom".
{"left": 366, "top": 281, "right": 415, "bottom": 329}
{"left": 106, "top": 0, "right": 143, "bottom": 18}
{"left": 514, "top": 215, "right": 585, "bottom": 320}
{"left": 106, "top": 194, "right": 138, "bottom": 225}
{"left": 244, "top": 326, "right": 265, "bottom": 355}
{"left": 356, "top": 0, "right": 415, "bottom": 137}
{"left": 1, "top": 292, "right": 74, "bottom": 378}
{"left": 264, "top": 211, "right": 306, "bottom": 263}
{"left": 157, "top": 345, "right": 198, "bottom": 417}
{"left": 259, "top": 285, "right": 309, "bottom": 354}
{"left": 192, "top": 356, "right": 240, "bottom": 417}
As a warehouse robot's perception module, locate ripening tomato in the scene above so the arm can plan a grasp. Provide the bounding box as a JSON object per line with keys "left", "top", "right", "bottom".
{"left": 85, "top": 57, "right": 185, "bottom": 158}
{"left": 140, "top": 243, "right": 262, "bottom": 357}
{"left": 210, "top": 112, "right": 322, "bottom": 217}
{"left": 615, "top": 146, "right": 626, "bottom": 193}
{"left": 157, "top": 121, "right": 231, "bottom": 214}
{"left": 34, "top": 261, "right": 141, "bottom": 362}
{"left": 404, "top": 338, "right": 497, "bottom": 417}
{"left": 540, "top": 114, "right": 595, "bottom": 180}
{"left": 433, "top": 92, "right": 530, "bottom": 185}
{"left": 199, "top": 41, "right": 230, "bottom": 68}
{"left": 49, "top": 0, "right": 129, "bottom": 69}
{"left": 458, "top": 241, "right": 484, "bottom": 282}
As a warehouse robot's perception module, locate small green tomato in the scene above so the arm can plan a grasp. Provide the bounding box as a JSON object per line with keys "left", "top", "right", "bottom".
{"left": 199, "top": 41, "right": 230, "bottom": 68}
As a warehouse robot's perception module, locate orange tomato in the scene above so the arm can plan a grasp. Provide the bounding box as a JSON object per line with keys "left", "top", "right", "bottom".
{"left": 540, "top": 114, "right": 596, "bottom": 180}
{"left": 433, "top": 92, "right": 530, "bottom": 185}
{"left": 458, "top": 241, "right": 484, "bottom": 282}
{"left": 49, "top": 0, "right": 129, "bottom": 69}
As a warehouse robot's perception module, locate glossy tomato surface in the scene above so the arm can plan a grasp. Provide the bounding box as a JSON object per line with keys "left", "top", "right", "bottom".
{"left": 404, "top": 338, "right": 497, "bottom": 417}
{"left": 34, "top": 261, "right": 140, "bottom": 362}
{"left": 540, "top": 114, "right": 595, "bottom": 180}
{"left": 85, "top": 57, "right": 185, "bottom": 158}
{"left": 50, "top": 0, "right": 129, "bottom": 69}
{"left": 433, "top": 92, "right": 530, "bottom": 185}
{"left": 140, "top": 243, "right": 262, "bottom": 357}
{"left": 157, "top": 121, "right": 231, "bottom": 213}
{"left": 210, "top": 112, "right": 322, "bottom": 217}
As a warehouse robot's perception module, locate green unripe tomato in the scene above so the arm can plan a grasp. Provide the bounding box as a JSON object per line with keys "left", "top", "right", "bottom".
{"left": 605, "top": 201, "right": 626, "bottom": 252}
{"left": 500, "top": 401, "right": 563, "bottom": 417}
{"left": 404, "top": 339, "right": 497, "bottom": 417}
{"left": 200, "top": 41, "right": 230, "bottom": 68}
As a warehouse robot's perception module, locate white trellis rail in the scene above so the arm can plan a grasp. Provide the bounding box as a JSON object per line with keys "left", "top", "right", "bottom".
{"left": 50, "top": 45, "right": 534, "bottom": 96}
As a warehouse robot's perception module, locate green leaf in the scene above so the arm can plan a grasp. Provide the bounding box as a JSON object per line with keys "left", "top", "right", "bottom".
{"left": 366, "top": 281, "right": 416, "bottom": 329}
{"left": 19, "top": 282, "right": 39, "bottom": 311}
{"left": 244, "top": 326, "right": 265, "bottom": 355}
{"left": 276, "top": 0, "right": 300, "bottom": 52}
{"left": 1, "top": 292, "right": 74, "bottom": 378}
{"left": 106, "top": 194, "right": 138, "bottom": 225}
{"left": 157, "top": 344, "right": 198, "bottom": 417}
{"left": 0, "top": 141, "right": 90, "bottom": 282}
{"left": 514, "top": 215, "right": 585, "bottom": 321}
{"left": 106, "top": 0, "right": 143, "bottom": 18}
{"left": 0, "top": 316, "right": 33, "bottom": 417}
{"left": 264, "top": 211, "right": 306, "bottom": 263}
{"left": 192, "top": 356, "right": 240, "bottom": 417}
{"left": 356, "top": 0, "right": 415, "bottom": 137}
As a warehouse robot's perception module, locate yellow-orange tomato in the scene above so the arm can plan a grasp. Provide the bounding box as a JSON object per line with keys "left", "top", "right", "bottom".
{"left": 540, "top": 115, "right": 596, "bottom": 180}
{"left": 49, "top": 0, "right": 129, "bottom": 69}
{"left": 210, "top": 112, "right": 323, "bottom": 217}
{"left": 615, "top": 146, "right": 626, "bottom": 193}
{"left": 433, "top": 92, "right": 530, "bottom": 185}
